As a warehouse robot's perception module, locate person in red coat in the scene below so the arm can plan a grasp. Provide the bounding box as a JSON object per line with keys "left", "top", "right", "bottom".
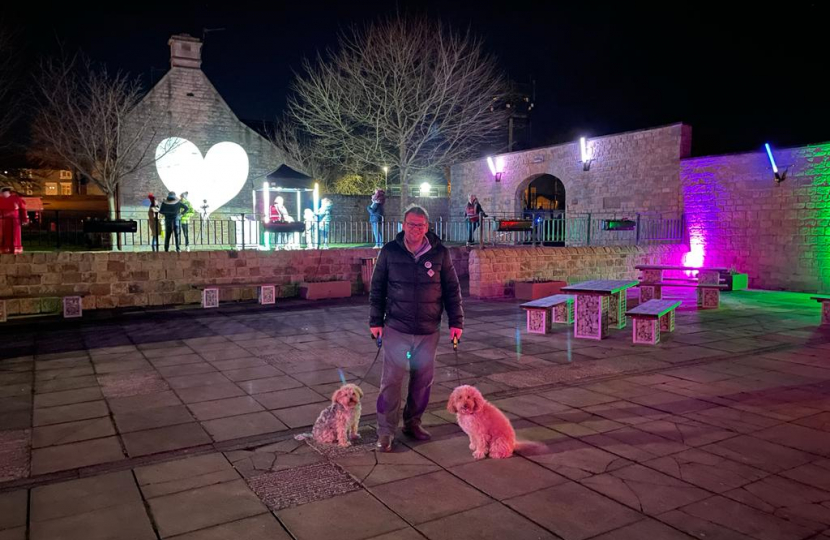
{"left": 0, "top": 187, "right": 28, "bottom": 254}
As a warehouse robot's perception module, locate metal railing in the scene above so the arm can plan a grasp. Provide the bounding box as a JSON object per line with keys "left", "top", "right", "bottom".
{"left": 9, "top": 210, "right": 685, "bottom": 251}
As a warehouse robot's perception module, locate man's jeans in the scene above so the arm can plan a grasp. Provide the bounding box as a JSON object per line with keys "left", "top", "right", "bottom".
{"left": 164, "top": 216, "right": 181, "bottom": 252}
{"left": 376, "top": 326, "right": 440, "bottom": 436}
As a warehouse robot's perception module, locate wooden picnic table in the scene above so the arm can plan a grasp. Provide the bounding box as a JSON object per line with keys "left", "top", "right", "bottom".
{"left": 561, "top": 279, "right": 639, "bottom": 340}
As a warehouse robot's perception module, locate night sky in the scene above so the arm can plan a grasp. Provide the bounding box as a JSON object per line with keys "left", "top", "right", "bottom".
{"left": 3, "top": 1, "right": 827, "bottom": 157}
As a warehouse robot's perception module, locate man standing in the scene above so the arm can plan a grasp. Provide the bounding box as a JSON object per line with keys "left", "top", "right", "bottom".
{"left": 370, "top": 205, "right": 463, "bottom": 452}
{"left": 179, "top": 192, "right": 195, "bottom": 251}
{"left": 0, "top": 187, "right": 28, "bottom": 254}
{"left": 159, "top": 191, "right": 186, "bottom": 252}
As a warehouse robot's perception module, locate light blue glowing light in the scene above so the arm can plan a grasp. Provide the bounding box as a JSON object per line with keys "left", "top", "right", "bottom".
{"left": 764, "top": 143, "right": 779, "bottom": 174}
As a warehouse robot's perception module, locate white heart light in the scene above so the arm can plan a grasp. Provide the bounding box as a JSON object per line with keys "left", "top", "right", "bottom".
{"left": 155, "top": 137, "right": 249, "bottom": 217}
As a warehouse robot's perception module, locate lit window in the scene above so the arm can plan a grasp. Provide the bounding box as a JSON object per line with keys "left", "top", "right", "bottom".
{"left": 45, "top": 183, "right": 58, "bottom": 196}
{"left": 59, "top": 170, "right": 73, "bottom": 180}
{"left": 60, "top": 182, "right": 73, "bottom": 195}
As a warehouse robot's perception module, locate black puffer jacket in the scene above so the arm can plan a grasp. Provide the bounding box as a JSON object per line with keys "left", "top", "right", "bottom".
{"left": 369, "top": 231, "right": 463, "bottom": 335}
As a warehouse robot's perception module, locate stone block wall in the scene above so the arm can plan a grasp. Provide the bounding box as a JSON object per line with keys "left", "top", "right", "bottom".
{"left": 450, "top": 124, "right": 691, "bottom": 219}
{"left": 327, "top": 195, "right": 450, "bottom": 223}
{"left": 0, "top": 247, "right": 470, "bottom": 316}
{"left": 469, "top": 244, "right": 688, "bottom": 298}
{"left": 681, "top": 143, "right": 830, "bottom": 292}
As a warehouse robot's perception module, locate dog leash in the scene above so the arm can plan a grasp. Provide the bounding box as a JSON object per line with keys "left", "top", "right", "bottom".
{"left": 351, "top": 334, "right": 383, "bottom": 387}
{"left": 452, "top": 335, "right": 462, "bottom": 388}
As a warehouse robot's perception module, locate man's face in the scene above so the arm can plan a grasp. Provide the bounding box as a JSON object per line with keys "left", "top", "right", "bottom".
{"left": 403, "top": 213, "right": 428, "bottom": 245}
{"left": 1, "top": 191, "right": 9, "bottom": 198}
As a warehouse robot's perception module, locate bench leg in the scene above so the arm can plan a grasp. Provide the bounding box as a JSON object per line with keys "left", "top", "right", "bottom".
{"left": 202, "top": 288, "right": 219, "bottom": 309}
{"left": 575, "top": 294, "right": 608, "bottom": 340}
{"left": 633, "top": 317, "right": 660, "bottom": 345}
{"left": 62, "top": 296, "right": 83, "bottom": 319}
{"left": 608, "top": 291, "right": 627, "bottom": 330}
{"left": 553, "top": 301, "right": 574, "bottom": 324}
{"left": 258, "top": 285, "right": 276, "bottom": 305}
{"left": 526, "top": 309, "right": 550, "bottom": 334}
{"left": 659, "top": 310, "right": 675, "bottom": 333}
{"left": 0, "top": 300, "right": 5, "bottom": 323}
{"left": 697, "top": 288, "right": 720, "bottom": 309}
{"left": 822, "top": 301, "right": 830, "bottom": 325}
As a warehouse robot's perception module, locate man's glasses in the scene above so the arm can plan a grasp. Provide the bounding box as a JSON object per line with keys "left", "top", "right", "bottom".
{"left": 404, "top": 222, "right": 428, "bottom": 229}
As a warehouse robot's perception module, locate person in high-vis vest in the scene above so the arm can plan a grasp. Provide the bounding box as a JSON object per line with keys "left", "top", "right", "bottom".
{"left": 464, "top": 194, "right": 485, "bottom": 246}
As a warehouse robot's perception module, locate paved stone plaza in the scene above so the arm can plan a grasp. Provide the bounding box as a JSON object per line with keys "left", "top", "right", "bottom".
{"left": 1, "top": 289, "right": 829, "bottom": 540}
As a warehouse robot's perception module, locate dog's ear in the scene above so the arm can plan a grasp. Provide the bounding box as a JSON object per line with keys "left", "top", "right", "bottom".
{"left": 471, "top": 390, "right": 484, "bottom": 413}
{"left": 446, "top": 391, "right": 458, "bottom": 413}
{"left": 354, "top": 385, "right": 364, "bottom": 399}
{"left": 332, "top": 387, "right": 345, "bottom": 404}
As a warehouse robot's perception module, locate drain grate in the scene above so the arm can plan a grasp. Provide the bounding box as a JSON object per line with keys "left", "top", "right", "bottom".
{"left": 0, "top": 429, "right": 30, "bottom": 482}
{"left": 247, "top": 461, "right": 360, "bottom": 510}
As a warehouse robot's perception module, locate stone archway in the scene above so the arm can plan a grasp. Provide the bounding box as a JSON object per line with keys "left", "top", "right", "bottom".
{"left": 516, "top": 174, "right": 566, "bottom": 217}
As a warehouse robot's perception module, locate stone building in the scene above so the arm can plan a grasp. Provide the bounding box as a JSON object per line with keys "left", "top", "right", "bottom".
{"left": 119, "top": 34, "right": 286, "bottom": 220}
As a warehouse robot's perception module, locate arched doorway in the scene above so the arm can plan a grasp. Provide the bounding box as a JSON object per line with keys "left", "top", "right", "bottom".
{"left": 521, "top": 174, "right": 566, "bottom": 217}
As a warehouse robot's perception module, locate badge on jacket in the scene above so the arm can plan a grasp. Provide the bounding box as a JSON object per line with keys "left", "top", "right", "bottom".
{"left": 424, "top": 261, "right": 432, "bottom": 269}
{"left": 427, "top": 269, "right": 435, "bottom": 277}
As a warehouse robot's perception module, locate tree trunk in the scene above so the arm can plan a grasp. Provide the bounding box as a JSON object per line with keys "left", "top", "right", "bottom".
{"left": 106, "top": 193, "right": 120, "bottom": 251}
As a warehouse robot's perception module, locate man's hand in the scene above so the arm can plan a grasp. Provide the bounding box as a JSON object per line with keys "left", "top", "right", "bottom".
{"left": 450, "top": 328, "right": 463, "bottom": 341}
{"left": 370, "top": 326, "right": 383, "bottom": 339}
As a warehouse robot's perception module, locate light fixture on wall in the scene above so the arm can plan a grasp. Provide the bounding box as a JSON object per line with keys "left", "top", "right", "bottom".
{"left": 487, "top": 156, "right": 504, "bottom": 182}
{"left": 764, "top": 143, "right": 787, "bottom": 184}
{"left": 579, "top": 137, "right": 593, "bottom": 171}
{"left": 419, "top": 182, "right": 431, "bottom": 197}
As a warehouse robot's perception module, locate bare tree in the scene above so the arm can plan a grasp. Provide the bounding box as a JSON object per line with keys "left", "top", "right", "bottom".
{"left": 30, "top": 54, "right": 175, "bottom": 222}
{"left": 268, "top": 119, "right": 337, "bottom": 192}
{"left": 288, "top": 17, "right": 510, "bottom": 206}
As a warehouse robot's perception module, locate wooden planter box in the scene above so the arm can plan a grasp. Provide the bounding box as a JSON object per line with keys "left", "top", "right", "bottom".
{"left": 514, "top": 280, "right": 567, "bottom": 301}
{"left": 299, "top": 281, "right": 352, "bottom": 300}
{"left": 725, "top": 273, "right": 748, "bottom": 291}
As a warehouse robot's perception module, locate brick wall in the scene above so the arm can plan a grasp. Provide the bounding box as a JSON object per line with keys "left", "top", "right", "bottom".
{"left": 681, "top": 143, "right": 830, "bottom": 292}
{"left": 469, "top": 244, "right": 688, "bottom": 298}
{"left": 449, "top": 124, "right": 691, "bottom": 222}
{"left": 0, "top": 247, "right": 469, "bottom": 315}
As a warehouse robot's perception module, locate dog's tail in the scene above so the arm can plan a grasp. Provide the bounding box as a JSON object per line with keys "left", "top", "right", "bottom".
{"left": 514, "top": 440, "right": 548, "bottom": 456}
{"left": 294, "top": 433, "right": 312, "bottom": 441}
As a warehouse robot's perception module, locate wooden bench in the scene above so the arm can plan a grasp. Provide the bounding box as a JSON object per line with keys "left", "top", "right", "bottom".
{"left": 193, "top": 283, "right": 278, "bottom": 308}
{"left": 520, "top": 294, "right": 575, "bottom": 334}
{"left": 0, "top": 294, "right": 86, "bottom": 322}
{"left": 811, "top": 296, "right": 830, "bottom": 325}
{"left": 626, "top": 299, "right": 682, "bottom": 345}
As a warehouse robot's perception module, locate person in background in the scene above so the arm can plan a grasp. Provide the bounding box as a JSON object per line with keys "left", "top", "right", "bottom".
{"left": 179, "top": 191, "right": 195, "bottom": 252}
{"left": 465, "top": 194, "right": 486, "bottom": 246}
{"left": 303, "top": 208, "right": 315, "bottom": 249}
{"left": 0, "top": 187, "right": 28, "bottom": 254}
{"left": 147, "top": 193, "right": 161, "bottom": 252}
{"left": 316, "top": 197, "right": 332, "bottom": 249}
{"left": 367, "top": 188, "right": 385, "bottom": 249}
{"left": 270, "top": 196, "right": 289, "bottom": 250}
{"left": 159, "top": 191, "right": 186, "bottom": 252}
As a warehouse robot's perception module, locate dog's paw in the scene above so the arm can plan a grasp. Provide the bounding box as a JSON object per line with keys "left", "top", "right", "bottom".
{"left": 350, "top": 433, "right": 362, "bottom": 440}
{"left": 472, "top": 450, "right": 486, "bottom": 460}
{"left": 469, "top": 443, "right": 476, "bottom": 451}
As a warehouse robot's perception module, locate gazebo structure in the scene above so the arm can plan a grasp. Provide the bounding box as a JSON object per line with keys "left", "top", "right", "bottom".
{"left": 252, "top": 164, "right": 317, "bottom": 249}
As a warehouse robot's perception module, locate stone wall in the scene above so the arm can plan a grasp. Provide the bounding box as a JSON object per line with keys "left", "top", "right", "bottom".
{"left": 469, "top": 244, "right": 688, "bottom": 298}
{"left": 681, "top": 143, "right": 830, "bottom": 292}
{"left": 449, "top": 123, "right": 691, "bottom": 220}
{"left": 0, "top": 247, "right": 469, "bottom": 315}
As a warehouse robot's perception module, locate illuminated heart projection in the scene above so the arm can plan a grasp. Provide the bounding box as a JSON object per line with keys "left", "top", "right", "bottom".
{"left": 155, "top": 137, "right": 249, "bottom": 217}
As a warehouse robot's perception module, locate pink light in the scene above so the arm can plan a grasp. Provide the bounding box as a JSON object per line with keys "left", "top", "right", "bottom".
{"left": 682, "top": 227, "right": 706, "bottom": 276}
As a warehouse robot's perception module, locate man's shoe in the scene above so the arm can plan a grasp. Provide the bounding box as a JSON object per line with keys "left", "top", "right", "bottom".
{"left": 402, "top": 424, "right": 431, "bottom": 441}
{"left": 376, "top": 434, "right": 394, "bottom": 452}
